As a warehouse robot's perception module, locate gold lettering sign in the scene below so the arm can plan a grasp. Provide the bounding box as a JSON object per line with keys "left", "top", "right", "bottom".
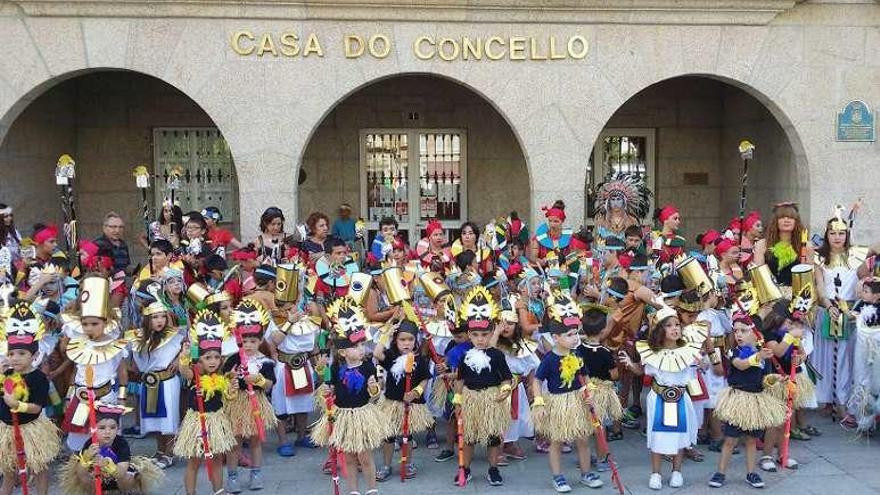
{"left": 230, "top": 32, "right": 589, "bottom": 62}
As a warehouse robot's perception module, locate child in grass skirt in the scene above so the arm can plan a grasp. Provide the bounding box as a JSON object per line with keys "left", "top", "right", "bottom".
{"left": 312, "top": 296, "right": 391, "bottom": 495}
{"left": 223, "top": 299, "right": 278, "bottom": 492}
{"left": 173, "top": 309, "right": 237, "bottom": 495}
{"left": 0, "top": 301, "right": 61, "bottom": 495}
{"left": 452, "top": 286, "right": 513, "bottom": 486}
{"left": 531, "top": 291, "right": 603, "bottom": 492}
{"left": 59, "top": 402, "right": 163, "bottom": 495}
{"left": 373, "top": 319, "right": 434, "bottom": 481}
{"left": 709, "top": 313, "right": 786, "bottom": 489}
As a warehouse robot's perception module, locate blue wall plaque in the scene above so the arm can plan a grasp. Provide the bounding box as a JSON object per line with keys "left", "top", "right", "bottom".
{"left": 837, "top": 100, "right": 875, "bottom": 142}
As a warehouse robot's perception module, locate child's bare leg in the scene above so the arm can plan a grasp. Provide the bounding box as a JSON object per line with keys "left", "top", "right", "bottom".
{"left": 575, "top": 437, "right": 592, "bottom": 475}
{"left": 343, "top": 452, "right": 359, "bottom": 492}
{"left": 357, "top": 450, "right": 377, "bottom": 490}
{"left": 0, "top": 469, "right": 15, "bottom": 495}
{"left": 185, "top": 459, "right": 199, "bottom": 495}
{"left": 34, "top": 469, "right": 49, "bottom": 495}
{"left": 548, "top": 442, "right": 563, "bottom": 475}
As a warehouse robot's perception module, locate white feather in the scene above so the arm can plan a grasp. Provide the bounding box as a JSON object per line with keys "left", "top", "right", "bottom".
{"left": 463, "top": 348, "right": 492, "bottom": 374}
{"left": 390, "top": 354, "right": 408, "bottom": 384}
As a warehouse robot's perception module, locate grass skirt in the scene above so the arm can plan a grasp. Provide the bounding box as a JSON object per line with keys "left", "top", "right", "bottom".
{"left": 0, "top": 416, "right": 61, "bottom": 474}
{"left": 533, "top": 390, "right": 593, "bottom": 443}
{"left": 764, "top": 372, "right": 816, "bottom": 410}
{"left": 226, "top": 391, "right": 279, "bottom": 438}
{"left": 431, "top": 377, "right": 450, "bottom": 411}
{"left": 311, "top": 403, "right": 393, "bottom": 453}
{"left": 377, "top": 398, "right": 435, "bottom": 435}
{"left": 460, "top": 386, "right": 511, "bottom": 446}
{"left": 714, "top": 388, "right": 787, "bottom": 431}
{"left": 58, "top": 455, "right": 165, "bottom": 495}
{"left": 172, "top": 410, "right": 235, "bottom": 458}
{"left": 589, "top": 378, "right": 624, "bottom": 422}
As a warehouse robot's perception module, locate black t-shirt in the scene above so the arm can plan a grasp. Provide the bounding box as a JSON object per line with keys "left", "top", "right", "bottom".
{"left": 331, "top": 360, "right": 377, "bottom": 409}
{"left": 379, "top": 348, "right": 431, "bottom": 403}
{"left": 577, "top": 343, "right": 615, "bottom": 381}
{"left": 726, "top": 346, "right": 770, "bottom": 393}
{"left": 0, "top": 369, "right": 49, "bottom": 425}
{"left": 456, "top": 347, "right": 512, "bottom": 391}
{"left": 221, "top": 354, "right": 275, "bottom": 391}
{"left": 82, "top": 436, "right": 131, "bottom": 490}
{"left": 186, "top": 374, "right": 226, "bottom": 413}
{"left": 760, "top": 327, "right": 800, "bottom": 373}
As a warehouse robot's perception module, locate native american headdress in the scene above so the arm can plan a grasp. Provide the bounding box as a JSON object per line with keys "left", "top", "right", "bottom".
{"left": 459, "top": 285, "right": 499, "bottom": 331}
{"left": 233, "top": 299, "right": 270, "bottom": 340}
{"left": 593, "top": 172, "right": 652, "bottom": 220}
{"left": 0, "top": 301, "right": 45, "bottom": 354}
{"left": 327, "top": 296, "right": 369, "bottom": 349}
{"left": 189, "top": 308, "right": 227, "bottom": 356}
{"left": 545, "top": 289, "right": 582, "bottom": 334}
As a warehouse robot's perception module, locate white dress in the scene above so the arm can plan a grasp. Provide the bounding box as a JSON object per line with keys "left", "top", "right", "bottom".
{"left": 131, "top": 333, "right": 184, "bottom": 435}
{"left": 812, "top": 257, "right": 858, "bottom": 408}
{"left": 502, "top": 346, "right": 540, "bottom": 442}
{"left": 269, "top": 319, "right": 317, "bottom": 415}
{"left": 645, "top": 364, "right": 698, "bottom": 455}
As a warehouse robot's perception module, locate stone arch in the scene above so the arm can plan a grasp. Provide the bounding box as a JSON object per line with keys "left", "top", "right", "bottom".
{"left": 296, "top": 72, "right": 533, "bottom": 237}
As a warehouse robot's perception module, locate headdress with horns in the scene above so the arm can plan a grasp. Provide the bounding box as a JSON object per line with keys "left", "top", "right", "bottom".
{"left": 545, "top": 289, "right": 583, "bottom": 334}
{"left": 459, "top": 285, "right": 499, "bottom": 331}
{"left": 327, "top": 296, "right": 369, "bottom": 349}
{"left": 189, "top": 309, "right": 228, "bottom": 357}
{"left": 233, "top": 299, "right": 270, "bottom": 340}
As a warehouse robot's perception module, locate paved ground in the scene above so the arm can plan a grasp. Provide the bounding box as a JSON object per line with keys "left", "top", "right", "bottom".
{"left": 48, "top": 411, "right": 880, "bottom": 495}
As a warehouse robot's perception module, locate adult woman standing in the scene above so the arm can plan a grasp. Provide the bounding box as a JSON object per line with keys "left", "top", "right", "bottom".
{"left": 0, "top": 203, "right": 22, "bottom": 261}
{"left": 531, "top": 200, "right": 572, "bottom": 265}
{"left": 753, "top": 203, "right": 811, "bottom": 289}
{"left": 812, "top": 214, "right": 867, "bottom": 425}
{"left": 255, "top": 207, "right": 286, "bottom": 263}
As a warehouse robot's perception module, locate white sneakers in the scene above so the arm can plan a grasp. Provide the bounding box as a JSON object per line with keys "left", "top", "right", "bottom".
{"left": 648, "top": 471, "right": 683, "bottom": 490}
{"left": 670, "top": 471, "right": 684, "bottom": 488}
{"left": 649, "top": 473, "right": 662, "bottom": 490}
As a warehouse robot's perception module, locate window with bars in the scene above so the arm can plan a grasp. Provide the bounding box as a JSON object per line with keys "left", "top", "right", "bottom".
{"left": 586, "top": 129, "right": 655, "bottom": 220}
{"left": 153, "top": 128, "right": 239, "bottom": 227}
{"left": 361, "top": 129, "right": 466, "bottom": 239}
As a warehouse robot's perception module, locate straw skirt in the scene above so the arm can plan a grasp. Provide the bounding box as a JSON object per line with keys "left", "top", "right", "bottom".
{"left": 172, "top": 410, "right": 235, "bottom": 458}
{"left": 377, "top": 398, "right": 435, "bottom": 435}
{"left": 311, "top": 403, "right": 394, "bottom": 453}
{"left": 226, "top": 392, "right": 279, "bottom": 438}
{"left": 533, "top": 390, "right": 594, "bottom": 443}
{"left": 460, "top": 386, "right": 511, "bottom": 446}
{"left": 714, "top": 388, "right": 787, "bottom": 431}
{"left": 0, "top": 416, "right": 61, "bottom": 474}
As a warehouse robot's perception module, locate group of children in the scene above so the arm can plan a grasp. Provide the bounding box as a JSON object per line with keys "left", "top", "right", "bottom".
{"left": 2, "top": 192, "right": 880, "bottom": 495}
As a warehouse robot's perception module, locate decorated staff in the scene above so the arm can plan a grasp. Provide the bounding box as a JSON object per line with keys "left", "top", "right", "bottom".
{"left": 737, "top": 140, "right": 755, "bottom": 249}
{"left": 399, "top": 353, "right": 415, "bottom": 483}
{"left": 579, "top": 375, "right": 625, "bottom": 495}
{"left": 322, "top": 392, "right": 343, "bottom": 495}
{"left": 133, "top": 165, "right": 151, "bottom": 242}
{"left": 166, "top": 165, "right": 184, "bottom": 212}
{"left": 84, "top": 366, "right": 103, "bottom": 495}
{"left": 55, "top": 154, "right": 80, "bottom": 275}
{"left": 3, "top": 376, "right": 29, "bottom": 495}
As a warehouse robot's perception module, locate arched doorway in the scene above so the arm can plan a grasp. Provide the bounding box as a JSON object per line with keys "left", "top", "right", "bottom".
{"left": 0, "top": 70, "right": 239, "bottom": 258}
{"left": 586, "top": 75, "right": 806, "bottom": 240}
{"left": 298, "top": 74, "right": 530, "bottom": 242}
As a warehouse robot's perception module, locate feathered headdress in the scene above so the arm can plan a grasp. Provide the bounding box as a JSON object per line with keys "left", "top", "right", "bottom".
{"left": 459, "top": 285, "right": 499, "bottom": 331}
{"left": 0, "top": 301, "right": 45, "bottom": 354}
{"left": 327, "top": 296, "right": 369, "bottom": 349}
{"left": 545, "top": 289, "right": 582, "bottom": 334}
{"left": 189, "top": 308, "right": 227, "bottom": 357}
{"left": 593, "top": 172, "right": 652, "bottom": 220}
{"left": 233, "top": 299, "right": 270, "bottom": 339}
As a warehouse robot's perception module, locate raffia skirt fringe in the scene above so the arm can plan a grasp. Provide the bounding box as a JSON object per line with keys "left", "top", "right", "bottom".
{"left": 764, "top": 372, "right": 816, "bottom": 410}
{"left": 59, "top": 455, "right": 165, "bottom": 495}
{"left": 533, "top": 390, "right": 593, "bottom": 443}
{"left": 226, "top": 392, "right": 279, "bottom": 438}
{"left": 313, "top": 383, "right": 330, "bottom": 412}
{"left": 460, "top": 386, "right": 511, "bottom": 446}
{"left": 172, "top": 410, "right": 235, "bottom": 458}
{"left": 0, "top": 416, "right": 60, "bottom": 474}
{"left": 590, "top": 378, "right": 624, "bottom": 422}
{"left": 377, "top": 398, "right": 435, "bottom": 435}
{"left": 431, "top": 378, "right": 450, "bottom": 410}
{"left": 714, "top": 388, "right": 787, "bottom": 431}
{"left": 311, "top": 402, "right": 393, "bottom": 453}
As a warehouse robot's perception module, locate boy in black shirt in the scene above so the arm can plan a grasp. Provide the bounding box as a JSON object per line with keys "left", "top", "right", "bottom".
{"left": 453, "top": 286, "right": 513, "bottom": 486}
{"left": 0, "top": 302, "right": 61, "bottom": 495}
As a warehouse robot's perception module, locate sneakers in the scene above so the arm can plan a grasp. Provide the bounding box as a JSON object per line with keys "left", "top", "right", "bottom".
{"left": 759, "top": 456, "right": 777, "bottom": 472}
{"left": 595, "top": 454, "right": 611, "bottom": 473}
{"left": 708, "top": 472, "right": 726, "bottom": 488}
{"left": 789, "top": 427, "right": 811, "bottom": 441}
{"left": 452, "top": 468, "right": 472, "bottom": 485}
{"left": 487, "top": 466, "right": 503, "bottom": 486}
{"left": 434, "top": 449, "right": 455, "bottom": 462}
{"left": 746, "top": 472, "right": 765, "bottom": 488}
{"left": 426, "top": 431, "right": 440, "bottom": 449}
{"left": 376, "top": 465, "right": 392, "bottom": 482}
{"left": 495, "top": 455, "right": 510, "bottom": 467}
{"left": 503, "top": 442, "right": 527, "bottom": 460}
{"left": 404, "top": 463, "right": 417, "bottom": 479}
{"left": 580, "top": 472, "right": 603, "bottom": 488}
{"left": 249, "top": 470, "right": 264, "bottom": 491}
{"left": 535, "top": 439, "right": 550, "bottom": 453}
{"left": 227, "top": 473, "right": 242, "bottom": 494}
{"left": 649, "top": 473, "right": 662, "bottom": 490}
{"left": 561, "top": 442, "right": 573, "bottom": 454}
{"left": 552, "top": 474, "right": 572, "bottom": 493}
{"left": 669, "top": 471, "right": 684, "bottom": 488}
{"left": 777, "top": 456, "right": 799, "bottom": 469}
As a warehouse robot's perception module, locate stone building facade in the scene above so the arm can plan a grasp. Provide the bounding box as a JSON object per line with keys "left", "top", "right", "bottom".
{"left": 1, "top": 0, "right": 878, "bottom": 253}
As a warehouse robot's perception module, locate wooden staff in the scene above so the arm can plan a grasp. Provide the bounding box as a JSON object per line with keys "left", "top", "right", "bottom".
{"left": 133, "top": 166, "right": 151, "bottom": 242}
{"left": 84, "top": 366, "right": 102, "bottom": 495}
{"left": 4, "top": 374, "right": 29, "bottom": 495}
{"left": 191, "top": 357, "right": 214, "bottom": 480}
{"left": 323, "top": 391, "right": 344, "bottom": 495}
{"left": 736, "top": 141, "right": 755, "bottom": 250}
{"left": 234, "top": 327, "right": 266, "bottom": 442}
{"left": 400, "top": 353, "right": 415, "bottom": 482}
{"left": 456, "top": 405, "right": 466, "bottom": 487}
{"left": 578, "top": 375, "right": 625, "bottom": 495}
{"left": 402, "top": 301, "right": 454, "bottom": 392}
{"left": 781, "top": 228, "right": 810, "bottom": 469}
